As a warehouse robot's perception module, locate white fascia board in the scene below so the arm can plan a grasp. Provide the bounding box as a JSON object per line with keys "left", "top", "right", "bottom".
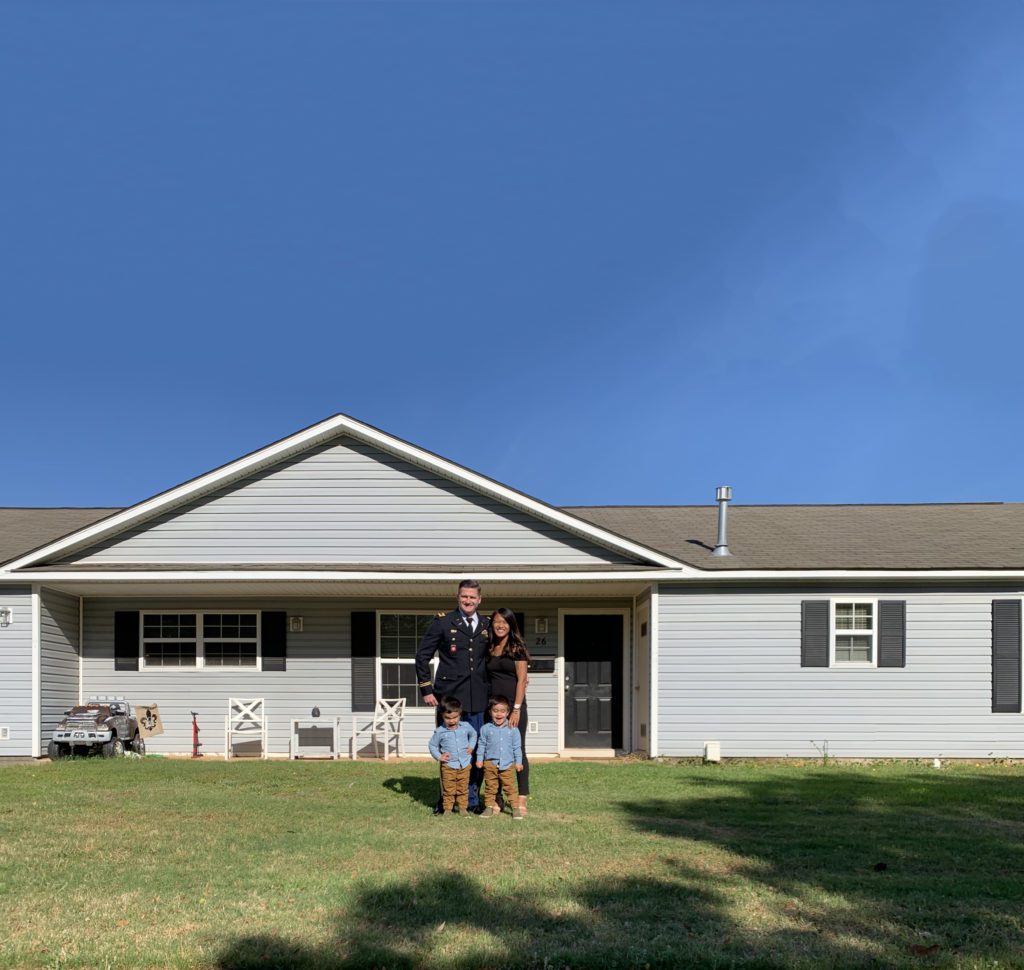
{"left": 3, "top": 418, "right": 348, "bottom": 570}
{"left": 2, "top": 568, "right": 681, "bottom": 583}
{"left": 4, "top": 414, "right": 687, "bottom": 572}
{"left": 653, "top": 568, "right": 1024, "bottom": 582}
{"left": 8, "top": 565, "right": 1024, "bottom": 583}
{"left": 339, "top": 419, "right": 686, "bottom": 569}
{"left": 7, "top": 566, "right": 1024, "bottom": 583}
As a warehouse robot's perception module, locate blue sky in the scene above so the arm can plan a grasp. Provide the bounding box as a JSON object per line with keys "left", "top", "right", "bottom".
{"left": 3, "top": 1, "right": 1023, "bottom": 509}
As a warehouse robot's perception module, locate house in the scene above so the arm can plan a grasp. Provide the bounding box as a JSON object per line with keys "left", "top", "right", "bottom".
{"left": 0, "top": 413, "right": 1021, "bottom": 760}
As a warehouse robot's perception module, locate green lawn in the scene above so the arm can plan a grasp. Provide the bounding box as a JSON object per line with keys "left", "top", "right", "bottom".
{"left": 1, "top": 758, "right": 1023, "bottom": 969}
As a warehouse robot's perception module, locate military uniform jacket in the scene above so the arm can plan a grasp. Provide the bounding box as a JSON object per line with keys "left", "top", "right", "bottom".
{"left": 415, "top": 609, "right": 491, "bottom": 713}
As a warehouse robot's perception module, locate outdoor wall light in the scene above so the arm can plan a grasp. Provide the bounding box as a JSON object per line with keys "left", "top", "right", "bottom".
{"left": 289, "top": 616, "right": 304, "bottom": 632}
{"left": 534, "top": 618, "right": 548, "bottom": 635}
{"left": 0, "top": 608, "right": 12, "bottom": 627}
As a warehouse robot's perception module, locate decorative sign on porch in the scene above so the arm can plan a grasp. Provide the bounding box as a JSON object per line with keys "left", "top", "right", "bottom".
{"left": 135, "top": 704, "right": 164, "bottom": 738}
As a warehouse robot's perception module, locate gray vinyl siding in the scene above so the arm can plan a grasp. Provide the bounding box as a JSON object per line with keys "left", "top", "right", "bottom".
{"left": 80, "top": 597, "right": 623, "bottom": 757}
{"left": 0, "top": 587, "right": 33, "bottom": 756}
{"left": 83, "top": 598, "right": 349, "bottom": 756}
{"left": 65, "top": 436, "right": 632, "bottom": 565}
{"left": 39, "top": 588, "right": 80, "bottom": 746}
{"left": 656, "top": 585, "right": 1024, "bottom": 758}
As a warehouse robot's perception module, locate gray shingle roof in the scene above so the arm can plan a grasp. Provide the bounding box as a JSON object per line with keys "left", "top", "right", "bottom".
{"left": 566, "top": 503, "right": 1024, "bottom": 570}
{"left": 3, "top": 503, "right": 1024, "bottom": 572}
{"left": 0, "top": 508, "right": 121, "bottom": 567}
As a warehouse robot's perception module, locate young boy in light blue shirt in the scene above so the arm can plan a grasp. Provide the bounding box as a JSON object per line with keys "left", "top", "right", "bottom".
{"left": 476, "top": 695, "right": 524, "bottom": 819}
{"left": 428, "top": 696, "right": 478, "bottom": 816}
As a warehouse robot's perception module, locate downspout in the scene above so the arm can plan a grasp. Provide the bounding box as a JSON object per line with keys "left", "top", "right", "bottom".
{"left": 649, "top": 585, "right": 659, "bottom": 758}
{"left": 631, "top": 592, "right": 637, "bottom": 754}
{"left": 31, "top": 586, "right": 41, "bottom": 758}
{"left": 78, "top": 595, "right": 84, "bottom": 704}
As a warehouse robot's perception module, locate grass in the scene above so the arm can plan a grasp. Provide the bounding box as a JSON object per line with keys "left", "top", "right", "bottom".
{"left": 1, "top": 759, "right": 1023, "bottom": 969}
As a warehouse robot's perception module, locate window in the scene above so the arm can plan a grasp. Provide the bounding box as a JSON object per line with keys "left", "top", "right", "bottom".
{"left": 203, "top": 613, "right": 258, "bottom": 667}
{"left": 832, "top": 601, "right": 875, "bottom": 665}
{"left": 143, "top": 614, "right": 197, "bottom": 668}
{"left": 378, "top": 612, "right": 435, "bottom": 707}
{"left": 141, "top": 612, "right": 260, "bottom": 670}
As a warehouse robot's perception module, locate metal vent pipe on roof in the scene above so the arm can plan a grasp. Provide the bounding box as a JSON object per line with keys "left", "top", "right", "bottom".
{"left": 712, "top": 485, "right": 732, "bottom": 557}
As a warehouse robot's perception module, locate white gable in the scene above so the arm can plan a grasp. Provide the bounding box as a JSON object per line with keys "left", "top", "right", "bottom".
{"left": 60, "top": 436, "right": 638, "bottom": 566}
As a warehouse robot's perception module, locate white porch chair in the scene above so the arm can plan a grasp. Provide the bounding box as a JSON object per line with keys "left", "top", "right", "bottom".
{"left": 350, "top": 698, "right": 406, "bottom": 760}
{"left": 225, "top": 697, "right": 268, "bottom": 760}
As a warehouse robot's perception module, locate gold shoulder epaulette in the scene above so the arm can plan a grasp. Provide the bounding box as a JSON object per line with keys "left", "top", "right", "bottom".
{"left": 436, "top": 611, "right": 445, "bottom": 618}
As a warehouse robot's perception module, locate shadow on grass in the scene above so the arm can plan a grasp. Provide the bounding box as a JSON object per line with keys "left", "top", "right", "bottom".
{"left": 216, "top": 769, "right": 1024, "bottom": 969}
{"left": 382, "top": 774, "right": 439, "bottom": 808}
{"left": 216, "top": 870, "right": 741, "bottom": 970}
{"left": 621, "top": 768, "right": 1024, "bottom": 967}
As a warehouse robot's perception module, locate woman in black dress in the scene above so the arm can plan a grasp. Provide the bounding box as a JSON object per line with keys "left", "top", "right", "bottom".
{"left": 485, "top": 607, "right": 530, "bottom": 816}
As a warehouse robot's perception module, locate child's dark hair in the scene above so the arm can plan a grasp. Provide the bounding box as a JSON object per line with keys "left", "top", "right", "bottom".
{"left": 488, "top": 607, "right": 531, "bottom": 660}
{"left": 488, "top": 694, "right": 512, "bottom": 713}
{"left": 441, "top": 696, "right": 463, "bottom": 716}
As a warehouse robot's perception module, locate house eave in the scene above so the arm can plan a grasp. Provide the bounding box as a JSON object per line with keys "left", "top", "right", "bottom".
{"left": 1, "top": 567, "right": 676, "bottom": 583}
{"left": 7, "top": 565, "right": 1024, "bottom": 584}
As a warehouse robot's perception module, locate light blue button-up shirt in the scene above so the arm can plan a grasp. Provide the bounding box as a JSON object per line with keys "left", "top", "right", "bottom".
{"left": 428, "top": 721, "right": 478, "bottom": 770}
{"left": 477, "top": 722, "right": 523, "bottom": 771}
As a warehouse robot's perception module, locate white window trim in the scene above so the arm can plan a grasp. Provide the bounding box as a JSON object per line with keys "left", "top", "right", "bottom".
{"left": 139, "top": 611, "right": 262, "bottom": 672}
{"left": 557, "top": 607, "right": 632, "bottom": 757}
{"left": 829, "top": 598, "right": 878, "bottom": 668}
{"left": 375, "top": 610, "right": 438, "bottom": 709}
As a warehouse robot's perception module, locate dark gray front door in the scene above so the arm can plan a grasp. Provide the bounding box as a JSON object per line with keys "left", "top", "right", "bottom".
{"left": 564, "top": 614, "right": 623, "bottom": 748}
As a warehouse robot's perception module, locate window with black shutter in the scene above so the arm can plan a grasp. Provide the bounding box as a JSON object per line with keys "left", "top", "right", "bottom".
{"left": 800, "top": 600, "right": 829, "bottom": 667}
{"left": 992, "top": 599, "right": 1022, "bottom": 713}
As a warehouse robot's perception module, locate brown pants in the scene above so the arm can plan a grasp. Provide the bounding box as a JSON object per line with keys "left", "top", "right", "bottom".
{"left": 481, "top": 761, "right": 517, "bottom": 810}
{"left": 440, "top": 764, "right": 471, "bottom": 812}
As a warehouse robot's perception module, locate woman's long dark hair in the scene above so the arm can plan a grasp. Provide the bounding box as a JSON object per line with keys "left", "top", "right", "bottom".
{"left": 489, "top": 607, "right": 531, "bottom": 661}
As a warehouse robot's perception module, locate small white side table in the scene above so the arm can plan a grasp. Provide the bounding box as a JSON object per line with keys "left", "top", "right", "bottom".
{"left": 289, "top": 717, "right": 341, "bottom": 759}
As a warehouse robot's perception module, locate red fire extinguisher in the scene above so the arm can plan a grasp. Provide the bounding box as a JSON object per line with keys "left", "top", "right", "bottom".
{"left": 191, "top": 710, "right": 202, "bottom": 758}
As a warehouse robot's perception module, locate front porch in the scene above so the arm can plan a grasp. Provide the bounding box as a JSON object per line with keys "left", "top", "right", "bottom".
{"left": 35, "top": 578, "right": 655, "bottom": 760}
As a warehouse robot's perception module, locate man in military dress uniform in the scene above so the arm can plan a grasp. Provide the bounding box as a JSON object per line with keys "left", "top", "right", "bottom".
{"left": 416, "top": 579, "right": 491, "bottom": 813}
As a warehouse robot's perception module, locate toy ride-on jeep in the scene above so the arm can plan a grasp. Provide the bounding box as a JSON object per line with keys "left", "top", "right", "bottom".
{"left": 48, "top": 696, "right": 145, "bottom": 759}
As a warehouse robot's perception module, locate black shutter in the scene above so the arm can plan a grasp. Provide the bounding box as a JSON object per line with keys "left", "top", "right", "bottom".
{"left": 801, "top": 600, "right": 829, "bottom": 667}
{"left": 351, "top": 611, "right": 377, "bottom": 712}
{"left": 877, "top": 601, "right": 906, "bottom": 668}
{"left": 262, "top": 611, "right": 287, "bottom": 672}
{"left": 514, "top": 612, "right": 525, "bottom": 639}
{"left": 992, "top": 600, "right": 1022, "bottom": 713}
{"left": 114, "top": 611, "right": 140, "bottom": 671}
